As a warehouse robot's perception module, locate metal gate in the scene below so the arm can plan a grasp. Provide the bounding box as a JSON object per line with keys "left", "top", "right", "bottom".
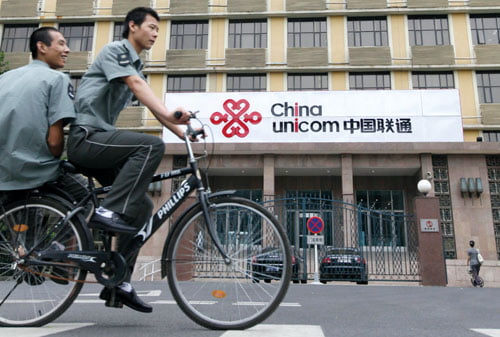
{"left": 262, "top": 197, "right": 420, "bottom": 283}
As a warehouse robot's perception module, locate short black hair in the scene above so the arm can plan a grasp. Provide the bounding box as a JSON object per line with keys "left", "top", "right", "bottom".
{"left": 30, "top": 27, "right": 59, "bottom": 59}
{"left": 122, "top": 7, "right": 160, "bottom": 39}
{"left": 469, "top": 240, "right": 475, "bottom": 247}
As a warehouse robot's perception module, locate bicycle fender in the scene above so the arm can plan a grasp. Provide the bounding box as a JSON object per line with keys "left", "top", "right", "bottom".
{"left": 160, "top": 190, "right": 237, "bottom": 278}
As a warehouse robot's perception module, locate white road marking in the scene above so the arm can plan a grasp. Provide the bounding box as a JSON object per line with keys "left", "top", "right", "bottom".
{"left": 150, "top": 300, "right": 216, "bottom": 305}
{"left": 471, "top": 329, "right": 500, "bottom": 337}
{"left": 79, "top": 290, "right": 161, "bottom": 297}
{"left": 221, "top": 324, "right": 324, "bottom": 337}
{"left": 233, "top": 301, "right": 301, "bottom": 307}
{"left": 1, "top": 323, "right": 94, "bottom": 337}
{"left": 150, "top": 300, "right": 300, "bottom": 307}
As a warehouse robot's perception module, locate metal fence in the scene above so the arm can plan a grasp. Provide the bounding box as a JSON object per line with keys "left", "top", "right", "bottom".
{"left": 262, "top": 197, "right": 420, "bottom": 282}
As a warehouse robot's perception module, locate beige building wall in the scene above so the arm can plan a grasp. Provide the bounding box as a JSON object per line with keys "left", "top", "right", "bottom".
{"left": 269, "top": 17, "right": 286, "bottom": 65}
{"left": 389, "top": 15, "right": 409, "bottom": 65}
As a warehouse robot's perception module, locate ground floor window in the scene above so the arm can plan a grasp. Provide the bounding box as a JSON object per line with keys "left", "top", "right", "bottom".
{"left": 433, "top": 155, "right": 457, "bottom": 259}
{"left": 487, "top": 155, "right": 500, "bottom": 259}
{"left": 355, "top": 190, "right": 406, "bottom": 247}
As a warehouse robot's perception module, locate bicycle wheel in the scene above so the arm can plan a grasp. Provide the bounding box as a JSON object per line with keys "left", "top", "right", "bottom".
{"left": 0, "top": 197, "right": 89, "bottom": 326}
{"left": 166, "top": 196, "right": 291, "bottom": 330}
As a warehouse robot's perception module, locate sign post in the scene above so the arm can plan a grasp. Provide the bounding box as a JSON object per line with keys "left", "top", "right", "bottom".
{"left": 307, "top": 216, "right": 325, "bottom": 285}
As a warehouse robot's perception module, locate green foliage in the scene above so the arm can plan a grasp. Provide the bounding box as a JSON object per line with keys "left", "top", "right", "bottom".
{"left": 0, "top": 51, "right": 9, "bottom": 75}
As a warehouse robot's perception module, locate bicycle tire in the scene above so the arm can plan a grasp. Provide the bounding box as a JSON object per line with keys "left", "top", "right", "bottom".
{"left": 0, "top": 196, "right": 89, "bottom": 327}
{"left": 166, "top": 196, "right": 292, "bottom": 330}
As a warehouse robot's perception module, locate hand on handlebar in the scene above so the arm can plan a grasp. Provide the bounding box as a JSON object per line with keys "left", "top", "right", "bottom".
{"left": 171, "top": 108, "right": 191, "bottom": 124}
{"left": 173, "top": 110, "right": 206, "bottom": 142}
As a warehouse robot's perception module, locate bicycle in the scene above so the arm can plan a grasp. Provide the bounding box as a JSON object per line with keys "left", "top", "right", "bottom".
{"left": 0, "top": 114, "right": 292, "bottom": 329}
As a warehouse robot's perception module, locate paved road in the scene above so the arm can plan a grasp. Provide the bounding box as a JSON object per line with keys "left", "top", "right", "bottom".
{"left": 3, "top": 282, "right": 500, "bottom": 337}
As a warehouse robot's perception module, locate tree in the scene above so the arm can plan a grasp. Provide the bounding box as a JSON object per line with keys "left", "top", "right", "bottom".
{"left": 0, "top": 51, "right": 8, "bottom": 75}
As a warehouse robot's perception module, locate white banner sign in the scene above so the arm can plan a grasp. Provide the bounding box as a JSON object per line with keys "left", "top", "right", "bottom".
{"left": 163, "top": 90, "right": 463, "bottom": 143}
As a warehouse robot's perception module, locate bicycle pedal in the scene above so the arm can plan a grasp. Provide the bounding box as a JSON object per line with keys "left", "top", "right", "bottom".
{"left": 105, "top": 299, "right": 123, "bottom": 309}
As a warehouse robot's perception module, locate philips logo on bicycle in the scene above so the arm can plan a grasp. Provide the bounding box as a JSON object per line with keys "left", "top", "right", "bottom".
{"left": 157, "top": 182, "right": 191, "bottom": 220}
{"left": 163, "top": 90, "right": 463, "bottom": 143}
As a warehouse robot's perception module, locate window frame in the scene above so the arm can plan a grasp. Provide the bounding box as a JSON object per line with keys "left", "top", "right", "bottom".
{"left": 169, "top": 21, "right": 209, "bottom": 50}
{"left": 477, "top": 71, "right": 500, "bottom": 104}
{"left": 347, "top": 16, "right": 388, "bottom": 47}
{"left": 167, "top": 75, "right": 207, "bottom": 93}
{"left": 470, "top": 14, "right": 500, "bottom": 45}
{"left": 287, "top": 73, "right": 328, "bottom": 91}
{"left": 287, "top": 18, "right": 327, "bottom": 48}
{"left": 408, "top": 15, "right": 450, "bottom": 46}
{"left": 349, "top": 72, "right": 391, "bottom": 90}
{"left": 412, "top": 71, "right": 455, "bottom": 89}
{"left": 113, "top": 22, "right": 124, "bottom": 41}
{"left": 0, "top": 24, "right": 38, "bottom": 53}
{"left": 58, "top": 23, "right": 94, "bottom": 52}
{"left": 228, "top": 19, "right": 267, "bottom": 49}
{"left": 227, "top": 74, "right": 267, "bottom": 92}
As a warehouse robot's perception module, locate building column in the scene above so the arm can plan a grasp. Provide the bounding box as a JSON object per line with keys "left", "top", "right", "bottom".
{"left": 414, "top": 196, "right": 447, "bottom": 286}
{"left": 263, "top": 155, "right": 275, "bottom": 200}
{"left": 342, "top": 154, "right": 355, "bottom": 247}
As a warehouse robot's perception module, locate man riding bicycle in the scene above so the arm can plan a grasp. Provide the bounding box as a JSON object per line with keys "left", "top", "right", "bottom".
{"left": 67, "top": 7, "right": 191, "bottom": 313}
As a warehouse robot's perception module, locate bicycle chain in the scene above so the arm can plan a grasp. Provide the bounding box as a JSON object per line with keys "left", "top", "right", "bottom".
{"left": 19, "top": 265, "right": 98, "bottom": 284}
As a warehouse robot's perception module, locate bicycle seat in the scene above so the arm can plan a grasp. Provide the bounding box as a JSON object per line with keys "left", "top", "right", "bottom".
{"left": 60, "top": 161, "right": 77, "bottom": 174}
{"left": 59, "top": 160, "right": 94, "bottom": 177}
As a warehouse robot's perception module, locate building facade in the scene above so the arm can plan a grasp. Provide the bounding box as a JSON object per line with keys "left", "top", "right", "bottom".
{"left": 1, "top": 0, "right": 500, "bottom": 286}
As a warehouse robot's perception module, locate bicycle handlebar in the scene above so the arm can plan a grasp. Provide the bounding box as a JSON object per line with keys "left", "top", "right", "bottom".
{"left": 174, "top": 110, "right": 205, "bottom": 140}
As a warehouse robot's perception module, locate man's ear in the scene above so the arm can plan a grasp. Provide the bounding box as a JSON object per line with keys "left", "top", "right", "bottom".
{"left": 36, "top": 41, "right": 47, "bottom": 55}
{"left": 128, "top": 20, "right": 137, "bottom": 34}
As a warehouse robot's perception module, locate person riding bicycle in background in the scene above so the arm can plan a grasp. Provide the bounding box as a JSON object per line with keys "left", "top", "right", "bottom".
{"left": 67, "top": 7, "right": 191, "bottom": 313}
{"left": 466, "top": 240, "right": 482, "bottom": 287}
{"left": 0, "top": 27, "right": 81, "bottom": 194}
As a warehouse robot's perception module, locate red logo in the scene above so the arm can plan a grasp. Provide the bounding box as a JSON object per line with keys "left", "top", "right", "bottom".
{"left": 210, "top": 99, "right": 262, "bottom": 138}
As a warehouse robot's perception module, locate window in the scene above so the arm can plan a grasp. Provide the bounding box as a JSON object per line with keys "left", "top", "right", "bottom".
{"left": 228, "top": 20, "right": 267, "bottom": 48}
{"left": 287, "top": 18, "right": 327, "bottom": 48}
{"left": 356, "top": 190, "right": 405, "bottom": 247}
{"left": 347, "top": 17, "right": 388, "bottom": 47}
{"left": 412, "top": 71, "right": 455, "bottom": 89}
{"left": 113, "top": 22, "right": 124, "bottom": 41}
{"left": 471, "top": 15, "right": 500, "bottom": 45}
{"left": 486, "top": 155, "right": 500, "bottom": 259}
{"left": 59, "top": 23, "right": 94, "bottom": 51}
{"left": 484, "top": 131, "right": 500, "bottom": 142}
{"left": 287, "top": 73, "right": 328, "bottom": 91}
{"left": 349, "top": 72, "right": 391, "bottom": 90}
{"left": 477, "top": 71, "right": 500, "bottom": 103}
{"left": 408, "top": 15, "right": 450, "bottom": 46}
{"left": 227, "top": 74, "right": 266, "bottom": 91}
{"left": 170, "top": 21, "right": 208, "bottom": 49}
{"left": 433, "top": 155, "right": 456, "bottom": 259}
{"left": 167, "top": 75, "right": 206, "bottom": 92}
{"left": 1, "top": 24, "right": 37, "bottom": 52}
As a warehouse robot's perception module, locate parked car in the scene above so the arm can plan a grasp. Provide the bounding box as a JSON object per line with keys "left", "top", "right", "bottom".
{"left": 251, "top": 246, "right": 302, "bottom": 283}
{"left": 319, "top": 247, "right": 368, "bottom": 285}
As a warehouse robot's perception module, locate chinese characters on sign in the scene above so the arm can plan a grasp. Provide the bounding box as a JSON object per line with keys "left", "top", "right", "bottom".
{"left": 343, "top": 118, "right": 412, "bottom": 134}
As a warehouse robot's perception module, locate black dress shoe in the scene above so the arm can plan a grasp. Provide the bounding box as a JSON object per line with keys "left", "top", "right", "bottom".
{"left": 100, "top": 287, "right": 153, "bottom": 313}
{"left": 88, "top": 212, "right": 137, "bottom": 234}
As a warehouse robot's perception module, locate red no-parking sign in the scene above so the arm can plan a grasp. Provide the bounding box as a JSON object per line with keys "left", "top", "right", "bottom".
{"left": 306, "top": 216, "right": 324, "bottom": 234}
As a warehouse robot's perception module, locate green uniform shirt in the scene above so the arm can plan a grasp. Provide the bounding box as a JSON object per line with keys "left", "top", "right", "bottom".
{"left": 0, "top": 60, "right": 75, "bottom": 191}
{"left": 73, "top": 39, "right": 144, "bottom": 130}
